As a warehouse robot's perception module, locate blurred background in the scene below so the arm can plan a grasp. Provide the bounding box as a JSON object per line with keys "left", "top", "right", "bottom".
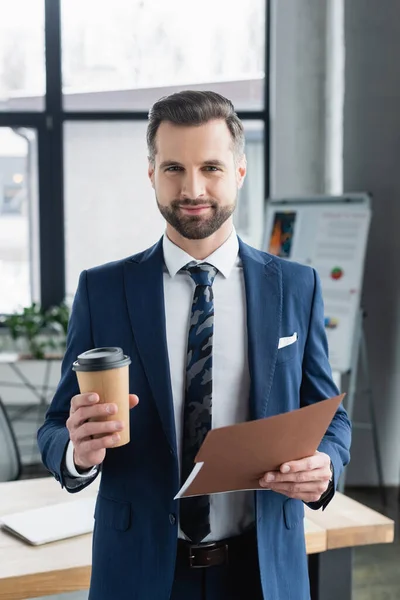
{"left": 0, "top": 1, "right": 399, "bottom": 598}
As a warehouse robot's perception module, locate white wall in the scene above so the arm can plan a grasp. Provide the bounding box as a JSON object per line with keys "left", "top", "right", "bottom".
{"left": 342, "top": 0, "right": 400, "bottom": 486}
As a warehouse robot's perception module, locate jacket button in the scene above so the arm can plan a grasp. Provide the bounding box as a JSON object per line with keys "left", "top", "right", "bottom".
{"left": 169, "top": 513, "right": 176, "bottom": 525}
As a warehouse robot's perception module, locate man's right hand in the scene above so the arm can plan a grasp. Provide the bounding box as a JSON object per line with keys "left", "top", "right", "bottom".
{"left": 66, "top": 393, "right": 139, "bottom": 471}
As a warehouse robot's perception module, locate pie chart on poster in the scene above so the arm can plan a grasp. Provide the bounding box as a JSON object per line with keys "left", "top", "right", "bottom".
{"left": 331, "top": 267, "right": 344, "bottom": 281}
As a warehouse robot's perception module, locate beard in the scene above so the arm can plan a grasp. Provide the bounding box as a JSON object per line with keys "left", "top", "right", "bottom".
{"left": 156, "top": 196, "right": 237, "bottom": 240}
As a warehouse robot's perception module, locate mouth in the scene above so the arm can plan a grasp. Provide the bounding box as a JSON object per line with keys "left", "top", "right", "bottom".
{"left": 179, "top": 205, "right": 212, "bottom": 215}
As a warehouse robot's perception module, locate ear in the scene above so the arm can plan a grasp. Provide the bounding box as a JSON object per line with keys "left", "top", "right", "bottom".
{"left": 148, "top": 160, "right": 156, "bottom": 189}
{"left": 236, "top": 154, "right": 247, "bottom": 189}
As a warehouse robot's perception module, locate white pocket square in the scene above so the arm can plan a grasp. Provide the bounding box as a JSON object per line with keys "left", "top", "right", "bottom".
{"left": 278, "top": 332, "right": 298, "bottom": 349}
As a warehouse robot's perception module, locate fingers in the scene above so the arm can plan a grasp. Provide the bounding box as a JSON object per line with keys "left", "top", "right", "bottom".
{"left": 280, "top": 451, "right": 329, "bottom": 474}
{"left": 77, "top": 402, "right": 118, "bottom": 424}
{"left": 67, "top": 392, "right": 139, "bottom": 455}
{"left": 70, "top": 392, "right": 99, "bottom": 414}
{"left": 72, "top": 419, "right": 124, "bottom": 444}
{"left": 258, "top": 452, "right": 332, "bottom": 502}
{"left": 260, "top": 467, "right": 330, "bottom": 485}
{"left": 129, "top": 394, "right": 139, "bottom": 409}
{"left": 258, "top": 456, "right": 331, "bottom": 501}
{"left": 78, "top": 433, "right": 122, "bottom": 455}
{"left": 70, "top": 393, "right": 139, "bottom": 418}
{"left": 67, "top": 402, "right": 118, "bottom": 432}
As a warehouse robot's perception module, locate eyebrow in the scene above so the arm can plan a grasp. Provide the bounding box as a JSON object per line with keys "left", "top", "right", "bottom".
{"left": 159, "top": 159, "right": 227, "bottom": 169}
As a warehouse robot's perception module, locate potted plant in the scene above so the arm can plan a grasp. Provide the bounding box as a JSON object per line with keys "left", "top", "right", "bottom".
{"left": 1, "top": 302, "right": 70, "bottom": 360}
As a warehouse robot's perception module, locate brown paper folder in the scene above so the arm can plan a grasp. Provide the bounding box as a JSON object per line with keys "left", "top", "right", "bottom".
{"left": 175, "top": 394, "right": 345, "bottom": 499}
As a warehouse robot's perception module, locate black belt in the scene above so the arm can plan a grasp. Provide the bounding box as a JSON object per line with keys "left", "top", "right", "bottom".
{"left": 176, "top": 528, "right": 256, "bottom": 569}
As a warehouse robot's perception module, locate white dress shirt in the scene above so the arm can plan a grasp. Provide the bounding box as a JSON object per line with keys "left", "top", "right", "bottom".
{"left": 66, "top": 227, "right": 254, "bottom": 541}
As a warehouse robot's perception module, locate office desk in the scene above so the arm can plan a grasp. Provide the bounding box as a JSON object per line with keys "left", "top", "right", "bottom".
{"left": 0, "top": 477, "right": 394, "bottom": 600}
{"left": 0, "top": 477, "right": 95, "bottom": 600}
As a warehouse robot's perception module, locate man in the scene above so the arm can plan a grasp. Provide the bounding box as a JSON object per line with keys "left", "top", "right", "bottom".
{"left": 37, "top": 90, "right": 351, "bottom": 600}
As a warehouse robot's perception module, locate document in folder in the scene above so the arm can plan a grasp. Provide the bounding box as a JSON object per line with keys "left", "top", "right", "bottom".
{"left": 175, "top": 394, "right": 345, "bottom": 499}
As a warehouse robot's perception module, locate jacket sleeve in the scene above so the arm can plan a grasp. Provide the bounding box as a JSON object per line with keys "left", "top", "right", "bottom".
{"left": 300, "top": 268, "right": 352, "bottom": 510}
{"left": 37, "top": 270, "right": 100, "bottom": 493}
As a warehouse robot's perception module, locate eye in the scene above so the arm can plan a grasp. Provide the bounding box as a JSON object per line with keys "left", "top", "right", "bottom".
{"left": 203, "top": 166, "right": 219, "bottom": 172}
{"left": 166, "top": 166, "right": 183, "bottom": 172}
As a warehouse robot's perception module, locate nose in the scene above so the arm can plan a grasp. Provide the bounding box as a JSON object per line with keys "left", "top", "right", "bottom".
{"left": 180, "top": 171, "right": 206, "bottom": 200}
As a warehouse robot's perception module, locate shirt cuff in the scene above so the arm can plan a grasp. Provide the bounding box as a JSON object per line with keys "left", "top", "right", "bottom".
{"left": 65, "top": 440, "right": 98, "bottom": 478}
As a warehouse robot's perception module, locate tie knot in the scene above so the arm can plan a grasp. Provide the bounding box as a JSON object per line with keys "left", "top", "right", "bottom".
{"left": 183, "top": 262, "right": 218, "bottom": 287}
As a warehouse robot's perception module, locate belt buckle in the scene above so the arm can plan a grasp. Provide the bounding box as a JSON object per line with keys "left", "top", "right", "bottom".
{"left": 189, "top": 542, "right": 214, "bottom": 569}
{"left": 188, "top": 541, "right": 229, "bottom": 569}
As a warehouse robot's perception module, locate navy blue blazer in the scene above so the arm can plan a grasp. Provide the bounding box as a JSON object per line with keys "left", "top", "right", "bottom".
{"left": 37, "top": 237, "right": 351, "bottom": 600}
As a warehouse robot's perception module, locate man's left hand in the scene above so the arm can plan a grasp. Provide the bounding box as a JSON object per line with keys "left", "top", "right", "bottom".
{"left": 259, "top": 451, "right": 331, "bottom": 503}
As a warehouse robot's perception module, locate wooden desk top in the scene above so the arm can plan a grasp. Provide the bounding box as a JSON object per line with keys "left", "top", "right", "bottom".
{"left": 0, "top": 478, "right": 97, "bottom": 600}
{"left": 304, "top": 518, "right": 327, "bottom": 554}
{"left": 305, "top": 491, "right": 394, "bottom": 549}
{"left": 0, "top": 477, "right": 392, "bottom": 600}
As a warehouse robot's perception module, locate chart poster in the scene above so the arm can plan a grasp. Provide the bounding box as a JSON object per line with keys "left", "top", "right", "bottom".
{"left": 263, "top": 194, "right": 371, "bottom": 373}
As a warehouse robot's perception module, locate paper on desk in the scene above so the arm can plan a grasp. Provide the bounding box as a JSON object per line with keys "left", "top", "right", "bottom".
{"left": 0, "top": 497, "right": 96, "bottom": 545}
{"left": 175, "top": 394, "right": 345, "bottom": 499}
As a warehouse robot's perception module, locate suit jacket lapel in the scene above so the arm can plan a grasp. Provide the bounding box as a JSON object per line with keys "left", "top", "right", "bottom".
{"left": 123, "top": 236, "right": 281, "bottom": 452}
{"left": 123, "top": 239, "right": 177, "bottom": 455}
{"left": 239, "top": 238, "right": 282, "bottom": 419}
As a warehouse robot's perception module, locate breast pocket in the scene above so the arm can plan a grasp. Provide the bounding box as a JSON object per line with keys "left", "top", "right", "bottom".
{"left": 276, "top": 340, "right": 298, "bottom": 365}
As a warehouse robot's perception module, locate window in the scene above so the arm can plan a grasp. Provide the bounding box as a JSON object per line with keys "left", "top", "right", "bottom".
{"left": 0, "top": 128, "right": 39, "bottom": 313}
{"left": 234, "top": 121, "right": 265, "bottom": 248}
{"left": 61, "top": 0, "right": 266, "bottom": 111}
{"left": 64, "top": 121, "right": 164, "bottom": 297}
{"left": 0, "top": 0, "right": 45, "bottom": 112}
{"left": 0, "top": 1, "right": 268, "bottom": 312}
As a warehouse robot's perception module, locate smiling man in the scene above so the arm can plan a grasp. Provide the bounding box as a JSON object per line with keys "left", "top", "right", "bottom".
{"left": 38, "top": 90, "right": 351, "bottom": 600}
{"left": 151, "top": 118, "right": 245, "bottom": 247}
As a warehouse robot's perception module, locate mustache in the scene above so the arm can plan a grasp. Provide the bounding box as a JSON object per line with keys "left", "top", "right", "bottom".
{"left": 171, "top": 199, "right": 217, "bottom": 208}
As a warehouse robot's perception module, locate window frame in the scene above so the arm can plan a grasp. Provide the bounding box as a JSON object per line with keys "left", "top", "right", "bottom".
{"left": 0, "top": 0, "right": 270, "bottom": 313}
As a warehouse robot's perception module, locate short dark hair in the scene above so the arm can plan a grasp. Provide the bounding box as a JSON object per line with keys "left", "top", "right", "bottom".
{"left": 147, "top": 90, "right": 245, "bottom": 163}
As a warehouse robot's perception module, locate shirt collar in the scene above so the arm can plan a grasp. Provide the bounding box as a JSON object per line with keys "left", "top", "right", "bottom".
{"left": 162, "top": 227, "right": 239, "bottom": 279}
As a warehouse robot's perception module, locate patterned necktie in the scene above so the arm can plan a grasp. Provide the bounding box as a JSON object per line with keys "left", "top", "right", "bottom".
{"left": 180, "top": 261, "right": 218, "bottom": 544}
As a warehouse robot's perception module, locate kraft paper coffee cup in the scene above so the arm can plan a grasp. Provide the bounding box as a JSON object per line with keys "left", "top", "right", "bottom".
{"left": 72, "top": 347, "right": 131, "bottom": 448}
